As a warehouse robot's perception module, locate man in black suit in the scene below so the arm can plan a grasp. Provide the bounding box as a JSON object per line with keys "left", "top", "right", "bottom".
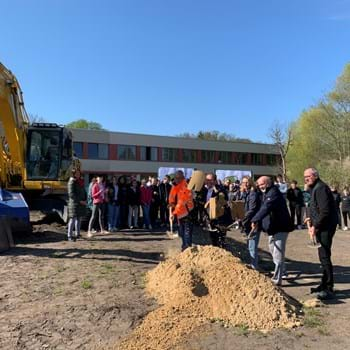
{"left": 304, "top": 168, "right": 337, "bottom": 300}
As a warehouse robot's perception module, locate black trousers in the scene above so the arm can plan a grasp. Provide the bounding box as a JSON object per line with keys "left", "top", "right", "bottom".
{"left": 290, "top": 204, "right": 302, "bottom": 226}
{"left": 150, "top": 203, "right": 159, "bottom": 227}
{"left": 342, "top": 210, "right": 350, "bottom": 227}
{"left": 159, "top": 202, "right": 169, "bottom": 225}
{"left": 317, "top": 228, "right": 336, "bottom": 291}
{"left": 208, "top": 219, "right": 226, "bottom": 248}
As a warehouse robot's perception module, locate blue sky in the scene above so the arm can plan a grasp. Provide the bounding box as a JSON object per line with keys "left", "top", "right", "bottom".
{"left": 2, "top": 0, "right": 350, "bottom": 142}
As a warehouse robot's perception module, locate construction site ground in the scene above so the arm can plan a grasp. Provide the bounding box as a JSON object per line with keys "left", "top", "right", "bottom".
{"left": 1, "top": 218, "right": 350, "bottom": 350}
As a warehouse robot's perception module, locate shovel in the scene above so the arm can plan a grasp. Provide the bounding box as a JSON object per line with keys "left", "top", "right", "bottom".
{"left": 166, "top": 207, "right": 178, "bottom": 239}
{"left": 246, "top": 227, "right": 258, "bottom": 240}
{"left": 306, "top": 220, "right": 321, "bottom": 248}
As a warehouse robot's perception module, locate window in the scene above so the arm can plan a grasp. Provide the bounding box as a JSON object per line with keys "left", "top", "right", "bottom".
{"left": 140, "top": 146, "right": 158, "bottom": 161}
{"left": 87, "top": 143, "right": 109, "bottom": 159}
{"left": 183, "top": 149, "right": 197, "bottom": 163}
{"left": 73, "top": 142, "right": 83, "bottom": 158}
{"left": 201, "top": 150, "right": 216, "bottom": 163}
{"left": 218, "top": 151, "right": 231, "bottom": 164}
{"left": 236, "top": 153, "right": 247, "bottom": 164}
{"left": 88, "top": 143, "right": 98, "bottom": 159}
{"left": 161, "top": 148, "right": 179, "bottom": 162}
{"left": 98, "top": 144, "right": 109, "bottom": 159}
{"left": 118, "top": 145, "right": 136, "bottom": 160}
{"left": 26, "top": 129, "right": 61, "bottom": 179}
{"left": 267, "top": 154, "right": 278, "bottom": 166}
{"left": 251, "top": 153, "right": 263, "bottom": 165}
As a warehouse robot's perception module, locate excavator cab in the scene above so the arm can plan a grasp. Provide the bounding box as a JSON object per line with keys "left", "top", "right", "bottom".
{"left": 26, "top": 123, "right": 73, "bottom": 181}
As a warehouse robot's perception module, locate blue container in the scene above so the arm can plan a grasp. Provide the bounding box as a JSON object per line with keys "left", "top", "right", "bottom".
{"left": 0, "top": 189, "right": 30, "bottom": 232}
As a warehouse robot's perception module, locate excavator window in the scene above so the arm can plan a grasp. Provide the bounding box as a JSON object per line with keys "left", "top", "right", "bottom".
{"left": 26, "top": 129, "right": 62, "bottom": 180}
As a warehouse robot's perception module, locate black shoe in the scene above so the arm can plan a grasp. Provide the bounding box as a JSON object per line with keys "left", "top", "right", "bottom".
{"left": 316, "top": 290, "right": 334, "bottom": 300}
{"left": 310, "top": 285, "right": 324, "bottom": 294}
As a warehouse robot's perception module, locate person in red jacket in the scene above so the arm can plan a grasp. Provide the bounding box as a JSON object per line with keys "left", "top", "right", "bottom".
{"left": 140, "top": 179, "right": 153, "bottom": 230}
{"left": 169, "top": 170, "right": 194, "bottom": 251}
{"left": 87, "top": 175, "right": 108, "bottom": 237}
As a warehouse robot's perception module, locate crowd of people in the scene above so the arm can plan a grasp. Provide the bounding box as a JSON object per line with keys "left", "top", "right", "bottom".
{"left": 67, "top": 167, "right": 341, "bottom": 300}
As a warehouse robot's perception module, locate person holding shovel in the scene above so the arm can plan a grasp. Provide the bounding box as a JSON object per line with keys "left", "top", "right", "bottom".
{"left": 241, "top": 176, "right": 261, "bottom": 269}
{"left": 304, "top": 168, "right": 338, "bottom": 300}
{"left": 251, "top": 176, "right": 294, "bottom": 286}
{"left": 169, "top": 170, "right": 194, "bottom": 251}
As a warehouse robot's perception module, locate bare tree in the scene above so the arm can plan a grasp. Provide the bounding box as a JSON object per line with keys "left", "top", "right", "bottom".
{"left": 268, "top": 121, "right": 293, "bottom": 181}
{"left": 29, "top": 113, "right": 46, "bottom": 123}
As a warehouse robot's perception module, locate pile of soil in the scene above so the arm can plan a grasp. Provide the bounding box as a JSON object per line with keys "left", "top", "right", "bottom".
{"left": 117, "top": 245, "right": 301, "bottom": 350}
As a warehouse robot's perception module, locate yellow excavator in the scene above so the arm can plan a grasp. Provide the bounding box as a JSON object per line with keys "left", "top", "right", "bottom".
{"left": 0, "top": 61, "right": 78, "bottom": 222}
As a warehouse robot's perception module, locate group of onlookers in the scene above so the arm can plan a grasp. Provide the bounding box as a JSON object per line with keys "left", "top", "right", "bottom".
{"left": 66, "top": 167, "right": 340, "bottom": 300}
{"left": 84, "top": 175, "right": 173, "bottom": 237}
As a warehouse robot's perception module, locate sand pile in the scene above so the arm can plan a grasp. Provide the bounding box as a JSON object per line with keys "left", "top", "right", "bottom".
{"left": 117, "top": 245, "right": 301, "bottom": 350}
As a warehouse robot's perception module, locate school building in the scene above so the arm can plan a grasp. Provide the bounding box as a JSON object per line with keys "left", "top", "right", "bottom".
{"left": 70, "top": 128, "right": 280, "bottom": 182}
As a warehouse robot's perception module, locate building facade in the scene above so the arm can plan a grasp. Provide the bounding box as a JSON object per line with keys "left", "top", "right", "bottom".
{"left": 71, "top": 128, "right": 280, "bottom": 181}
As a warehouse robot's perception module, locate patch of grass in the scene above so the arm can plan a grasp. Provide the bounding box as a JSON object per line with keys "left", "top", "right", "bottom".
{"left": 139, "top": 273, "right": 148, "bottom": 289}
{"left": 81, "top": 279, "right": 93, "bottom": 289}
{"left": 100, "top": 263, "right": 115, "bottom": 275}
{"left": 317, "top": 326, "right": 331, "bottom": 336}
{"left": 234, "top": 324, "right": 249, "bottom": 336}
{"left": 56, "top": 265, "right": 67, "bottom": 273}
{"left": 303, "top": 307, "right": 324, "bottom": 328}
{"left": 53, "top": 286, "right": 64, "bottom": 296}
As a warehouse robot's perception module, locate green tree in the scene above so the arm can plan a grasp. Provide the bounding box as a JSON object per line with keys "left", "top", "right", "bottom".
{"left": 66, "top": 119, "right": 104, "bottom": 130}
{"left": 287, "top": 62, "right": 350, "bottom": 186}
{"left": 178, "top": 130, "right": 252, "bottom": 143}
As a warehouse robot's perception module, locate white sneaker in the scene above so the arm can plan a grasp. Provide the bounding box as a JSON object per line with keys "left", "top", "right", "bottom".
{"left": 343, "top": 226, "right": 348, "bottom": 231}
{"left": 87, "top": 231, "right": 93, "bottom": 238}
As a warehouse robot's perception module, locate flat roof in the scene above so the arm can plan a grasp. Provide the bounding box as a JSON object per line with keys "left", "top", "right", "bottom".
{"left": 70, "top": 128, "right": 279, "bottom": 154}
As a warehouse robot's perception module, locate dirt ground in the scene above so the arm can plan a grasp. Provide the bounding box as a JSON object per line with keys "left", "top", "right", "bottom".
{"left": 0, "top": 218, "right": 350, "bottom": 350}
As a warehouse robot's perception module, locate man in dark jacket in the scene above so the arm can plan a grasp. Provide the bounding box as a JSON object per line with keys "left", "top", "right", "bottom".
{"left": 159, "top": 175, "right": 172, "bottom": 227}
{"left": 251, "top": 176, "right": 293, "bottom": 286}
{"left": 241, "top": 176, "right": 261, "bottom": 269}
{"left": 287, "top": 180, "right": 304, "bottom": 229}
{"left": 330, "top": 186, "right": 342, "bottom": 230}
{"left": 304, "top": 168, "right": 337, "bottom": 300}
{"left": 200, "top": 173, "right": 230, "bottom": 248}
{"left": 150, "top": 177, "right": 160, "bottom": 228}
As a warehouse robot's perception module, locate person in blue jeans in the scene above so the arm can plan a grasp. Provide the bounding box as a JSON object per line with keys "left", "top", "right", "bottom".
{"left": 251, "top": 176, "right": 294, "bottom": 286}
{"left": 106, "top": 176, "right": 120, "bottom": 231}
{"left": 241, "top": 176, "right": 261, "bottom": 269}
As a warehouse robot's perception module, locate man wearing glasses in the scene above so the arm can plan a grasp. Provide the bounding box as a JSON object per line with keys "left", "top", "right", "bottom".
{"left": 304, "top": 168, "right": 337, "bottom": 300}
{"left": 251, "top": 176, "right": 293, "bottom": 286}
